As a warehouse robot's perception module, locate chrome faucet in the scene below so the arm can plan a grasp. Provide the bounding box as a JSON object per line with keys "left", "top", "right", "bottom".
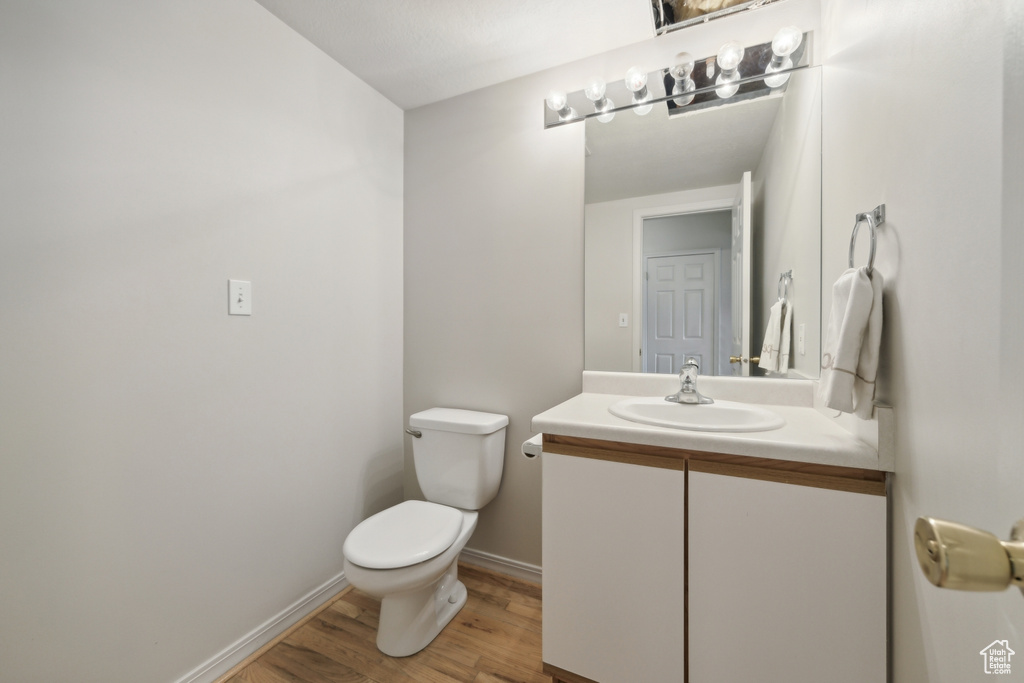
{"left": 665, "top": 357, "right": 714, "bottom": 405}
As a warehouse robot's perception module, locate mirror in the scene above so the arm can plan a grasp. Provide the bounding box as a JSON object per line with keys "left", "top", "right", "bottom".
{"left": 584, "top": 66, "right": 821, "bottom": 379}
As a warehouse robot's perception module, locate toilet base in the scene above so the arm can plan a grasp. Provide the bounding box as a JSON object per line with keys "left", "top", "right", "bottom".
{"left": 376, "top": 559, "right": 468, "bottom": 657}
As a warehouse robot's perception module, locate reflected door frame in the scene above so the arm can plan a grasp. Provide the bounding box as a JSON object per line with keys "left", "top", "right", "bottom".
{"left": 631, "top": 197, "right": 735, "bottom": 372}
{"left": 643, "top": 249, "right": 721, "bottom": 375}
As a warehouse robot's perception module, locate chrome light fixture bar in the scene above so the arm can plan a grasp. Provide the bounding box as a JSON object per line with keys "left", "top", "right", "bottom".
{"left": 543, "top": 28, "right": 809, "bottom": 129}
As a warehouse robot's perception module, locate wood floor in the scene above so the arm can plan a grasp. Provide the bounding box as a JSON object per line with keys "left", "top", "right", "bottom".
{"left": 222, "top": 564, "right": 548, "bottom": 683}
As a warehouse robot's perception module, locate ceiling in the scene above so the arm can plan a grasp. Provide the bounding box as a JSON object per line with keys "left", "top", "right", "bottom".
{"left": 253, "top": 0, "right": 655, "bottom": 110}
{"left": 584, "top": 93, "right": 782, "bottom": 203}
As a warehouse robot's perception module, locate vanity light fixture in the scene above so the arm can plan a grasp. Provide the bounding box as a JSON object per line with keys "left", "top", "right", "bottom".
{"left": 625, "top": 67, "right": 654, "bottom": 116}
{"left": 584, "top": 78, "right": 616, "bottom": 123}
{"left": 545, "top": 90, "right": 577, "bottom": 122}
{"left": 764, "top": 26, "right": 804, "bottom": 87}
{"left": 715, "top": 41, "right": 745, "bottom": 99}
{"left": 541, "top": 28, "right": 809, "bottom": 128}
{"left": 669, "top": 53, "right": 696, "bottom": 107}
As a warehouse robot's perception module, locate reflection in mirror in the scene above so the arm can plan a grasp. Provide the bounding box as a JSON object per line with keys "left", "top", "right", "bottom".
{"left": 652, "top": 0, "right": 788, "bottom": 35}
{"left": 584, "top": 66, "right": 821, "bottom": 379}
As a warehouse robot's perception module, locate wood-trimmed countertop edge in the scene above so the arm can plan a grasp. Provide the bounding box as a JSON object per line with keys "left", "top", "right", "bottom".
{"left": 542, "top": 433, "right": 887, "bottom": 496}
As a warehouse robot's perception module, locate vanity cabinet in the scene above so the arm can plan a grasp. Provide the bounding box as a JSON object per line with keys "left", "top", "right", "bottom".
{"left": 688, "top": 467, "right": 886, "bottom": 682}
{"left": 543, "top": 452, "right": 686, "bottom": 683}
{"left": 541, "top": 437, "right": 887, "bottom": 683}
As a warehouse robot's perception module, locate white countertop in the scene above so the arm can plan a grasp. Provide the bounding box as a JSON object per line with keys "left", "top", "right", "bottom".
{"left": 532, "top": 373, "right": 892, "bottom": 472}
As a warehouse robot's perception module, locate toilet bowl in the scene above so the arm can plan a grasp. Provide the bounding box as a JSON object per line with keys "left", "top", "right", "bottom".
{"left": 343, "top": 500, "right": 478, "bottom": 657}
{"left": 341, "top": 407, "right": 508, "bottom": 657}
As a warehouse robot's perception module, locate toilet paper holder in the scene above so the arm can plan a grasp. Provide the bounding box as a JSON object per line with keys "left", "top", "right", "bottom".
{"left": 914, "top": 517, "right": 1024, "bottom": 596}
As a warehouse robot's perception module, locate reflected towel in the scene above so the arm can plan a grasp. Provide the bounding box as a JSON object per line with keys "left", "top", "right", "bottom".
{"left": 758, "top": 300, "right": 785, "bottom": 373}
{"left": 820, "top": 267, "right": 884, "bottom": 417}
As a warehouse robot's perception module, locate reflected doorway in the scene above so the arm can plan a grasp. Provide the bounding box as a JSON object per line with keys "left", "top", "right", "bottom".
{"left": 641, "top": 209, "right": 733, "bottom": 375}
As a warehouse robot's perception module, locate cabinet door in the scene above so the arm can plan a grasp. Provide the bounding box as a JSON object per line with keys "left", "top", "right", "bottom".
{"left": 688, "top": 470, "right": 887, "bottom": 682}
{"left": 543, "top": 453, "right": 686, "bottom": 683}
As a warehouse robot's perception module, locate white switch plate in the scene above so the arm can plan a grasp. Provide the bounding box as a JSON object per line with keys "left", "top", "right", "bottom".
{"left": 618, "top": 313, "right": 629, "bottom": 328}
{"left": 797, "top": 323, "right": 805, "bottom": 355}
{"left": 229, "top": 280, "right": 251, "bottom": 315}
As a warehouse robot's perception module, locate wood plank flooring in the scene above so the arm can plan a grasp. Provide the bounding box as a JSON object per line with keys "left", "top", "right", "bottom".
{"left": 222, "top": 564, "right": 547, "bottom": 683}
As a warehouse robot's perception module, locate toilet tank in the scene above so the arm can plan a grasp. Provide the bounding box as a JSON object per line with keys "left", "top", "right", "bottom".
{"left": 409, "top": 408, "right": 509, "bottom": 510}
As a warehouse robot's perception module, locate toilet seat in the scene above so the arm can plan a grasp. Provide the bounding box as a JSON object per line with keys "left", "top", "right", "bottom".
{"left": 343, "top": 500, "right": 464, "bottom": 569}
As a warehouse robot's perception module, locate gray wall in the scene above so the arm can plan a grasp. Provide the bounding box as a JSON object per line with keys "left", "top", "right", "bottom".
{"left": 0, "top": 2, "right": 404, "bottom": 681}
{"left": 403, "top": 79, "right": 585, "bottom": 568}
{"left": 821, "top": 0, "right": 1024, "bottom": 679}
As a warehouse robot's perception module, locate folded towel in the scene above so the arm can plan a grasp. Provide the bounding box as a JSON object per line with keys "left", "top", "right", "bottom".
{"left": 820, "top": 267, "right": 884, "bottom": 417}
{"left": 778, "top": 300, "right": 793, "bottom": 373}
{"left": 758, "top": 300, "right": 785, "bottom": 373}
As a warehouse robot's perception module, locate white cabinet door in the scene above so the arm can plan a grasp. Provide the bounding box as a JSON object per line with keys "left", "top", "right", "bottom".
{"left": 542, "top": 453, "right": 686, "bottom": 683}
{"left": 688, "top": 471, "right": 887, "bottom": 682}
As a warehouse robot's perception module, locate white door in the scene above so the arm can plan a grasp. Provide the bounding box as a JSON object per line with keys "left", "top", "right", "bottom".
{"left": 644, "top": 252, "right": 717, "bottom": 374}
{"left": 730, "top": 171, "right": 753, "bottom": 376}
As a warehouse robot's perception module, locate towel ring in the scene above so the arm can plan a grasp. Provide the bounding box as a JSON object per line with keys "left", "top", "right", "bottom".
{"left": 849, "top": 204, "right": 885, "bottom": 274}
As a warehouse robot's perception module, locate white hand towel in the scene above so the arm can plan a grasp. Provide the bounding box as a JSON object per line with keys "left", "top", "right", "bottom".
{"left": 853, "top": 270, "right": 884, "bottom": 418}
{"left": 758, "top": 300, "right": 784, "bottom": 373}
{"left": 820, "top": 267, "right": 884, "bottom": 416}
{"left": 778, "top": 300, "right": 793, "bottom": 373}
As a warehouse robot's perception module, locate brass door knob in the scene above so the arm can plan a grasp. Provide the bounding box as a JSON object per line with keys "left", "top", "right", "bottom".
{"left": 729, "top": 356, "right": 761, "bottom": 364}
{"left": 914, "top": 517, "right": 1024, "bottom": 595}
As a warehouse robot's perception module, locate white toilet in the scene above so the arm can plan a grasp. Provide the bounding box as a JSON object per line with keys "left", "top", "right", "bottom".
{"left": 342, "top": 407, "right": 508, "bottom": 657}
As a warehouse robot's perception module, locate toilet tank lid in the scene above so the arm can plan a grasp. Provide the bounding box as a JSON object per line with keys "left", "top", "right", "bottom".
{"left": 409, "top": 408, "right": 509, "bottom": 435}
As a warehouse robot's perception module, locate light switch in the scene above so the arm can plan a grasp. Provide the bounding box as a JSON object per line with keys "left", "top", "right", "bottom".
{"left": 798, "top": 323, "right": 805, "bottom": 355}
{"left": 618, "top": 313, "right": 629, "bottom": 328}
{"left": 229, "top": 280, "right": 252, "bottom": 316}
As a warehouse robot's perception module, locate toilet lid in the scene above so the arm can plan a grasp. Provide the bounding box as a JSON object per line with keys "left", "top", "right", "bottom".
{"left": 343, "top": 500, "right": 464, "bottom": 569}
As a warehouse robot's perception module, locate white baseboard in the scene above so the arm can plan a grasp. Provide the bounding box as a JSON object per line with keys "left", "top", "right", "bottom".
{"left": 174, "top": 571, "right": 349, "bottom": 683}
{"left": 460, "top": 547, "right": 542, "bottom": 585}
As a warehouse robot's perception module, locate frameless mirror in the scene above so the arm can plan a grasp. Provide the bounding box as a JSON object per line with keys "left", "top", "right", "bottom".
{"left": 584, "top": 65, "right": 821, "bottom": 379}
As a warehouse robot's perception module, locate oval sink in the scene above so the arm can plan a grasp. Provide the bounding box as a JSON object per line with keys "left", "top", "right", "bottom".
{"left": 609, "top": 396, "right": 785, "bottom": 433}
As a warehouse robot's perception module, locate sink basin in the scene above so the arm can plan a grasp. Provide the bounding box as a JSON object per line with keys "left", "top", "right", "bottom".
{"left": 608, "top": 396, "right": 785, "bottom": 433}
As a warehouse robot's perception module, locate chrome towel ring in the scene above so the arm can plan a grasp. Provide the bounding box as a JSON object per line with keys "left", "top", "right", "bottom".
{"left": 849, "top": 204, "right": 886, "bottom": 273}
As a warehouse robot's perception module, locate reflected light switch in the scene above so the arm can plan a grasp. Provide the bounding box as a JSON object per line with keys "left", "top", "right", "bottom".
{"left": 618, "top": 313, "right": 629, "bottom": 328}
{"left": 229, "top": 280, "right": 252, "bottom": 316}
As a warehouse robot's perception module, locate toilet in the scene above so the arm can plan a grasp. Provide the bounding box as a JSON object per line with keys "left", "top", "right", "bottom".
{"left": 342, "top": 407, "right": 508, "bottom": 657}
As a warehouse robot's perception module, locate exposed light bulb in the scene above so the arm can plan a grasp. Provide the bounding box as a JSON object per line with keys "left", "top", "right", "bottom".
{"left": 772, "top": 25, "right": 803, "bottom": 57}
{"left": 624, "top": 67, "right": 648, "bottom": 94}
{"left": 670, "top": 52, "right": 696, "bottom": 107}
{"left": 545, "top": 90, "right": 577, "bottom": 122}
{"left": 669, "top": 53, "right": 695, "bottom": 81}
{"left": 545, "top": 90, "right": 566, "bottom": 111}
{"left": 584, "top": 78, "right": 606, "bottom": 102}
{"left": 716, "top": 41, "right": 744, "bottom": 72}
{"left": 715, "top": 41, "right": 745, "bottom": 99}
{"left": 764, "top": 26, "right": 804, "bottom": 88}
{"left": 625, "top": 66, "right": 652, "bottom": 115}
{"left": 584, "top": 78, "right": 616, "bottom": 122}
